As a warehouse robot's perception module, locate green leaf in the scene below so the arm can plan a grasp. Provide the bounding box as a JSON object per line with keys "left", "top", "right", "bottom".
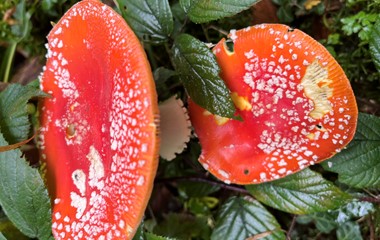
{"left": 0, "top": 219, "right": 29, "bottom": 240}
{"left": 298, "top": 199, "right": 375, "bottom": 234}
{"left": 145, "top": 232, "right": 177, "bottom": 240}
{"left": 0, "top": 83, "right": 48, "bottom": 144}
{"left": 336, "top": 221, "right": 363, "bottom": 240}
{"left": 172, "top": 34, "right": 236, "bottom": 118}
{"left": 369, "top": 17, "right": 380, "bottom": 72}
{"left": 0, "top": 233, "right": 5, "bottom": 240}
{"left": 211, "top": 196, "right": 285, "bottom": 240}
{"left": 10, "top": 0, "right": 33, "bottom": 42}
{"left": 153, "top": 213, "right": 211, "bottom": 239}
{"left": 305, "top": 212, "right": 337, "bottom": 233}
{"left": 277, "top": 6, "right": 294, "bottom": 23}
{"left": 132, "top": 221, "right": 145, "bottom": 240}
{"left": 321, "top": 113, "right": 380, "bottom": 188}
{"left": 246, "top": 168, "right": 352, "bottom": 214}
{"left": 178, "top": 181, "right": 220, "bottom": 198}
{"left": 179, "top": 0, "right": 260, "bottom": 23}
{"left": 0, "top": 133, "right": 52, "bottom": 239}
{"left": 185, "top": 197, "right": 219, "bottom": 215}
{"left": 115, "top": 0, "right": 173, "bottom": 44}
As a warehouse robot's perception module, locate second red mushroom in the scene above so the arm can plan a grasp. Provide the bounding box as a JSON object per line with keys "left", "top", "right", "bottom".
{"left": 189, "top": 24, "right": 358, "bottom": 185}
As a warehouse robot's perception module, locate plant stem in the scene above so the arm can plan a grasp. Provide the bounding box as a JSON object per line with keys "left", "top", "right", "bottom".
{"left": 286, "top": 215, "right": 297, "bottom": 240}
{"left": 3, "top": 42, "right": 17, "bottom": 83}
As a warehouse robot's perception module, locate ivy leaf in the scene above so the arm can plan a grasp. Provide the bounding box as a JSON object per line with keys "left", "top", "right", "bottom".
{"left": 172, "top": 34, "right": 236, "bottom": 118}
{"left": 211, "top": 196, "right": 285, "bottom": 240}
{"left": 179, "top": 0, "right": 260, "bottom": 23}
{"left": 0, "top": 133, "right": 52, "bottom": 239}
{"left": 0, "top": 83, "right": 48, "bottom": 144}
{"left": 246, "top": 168, "right": 352, "bottom": 214}
{"left": 336, "top": 221, "right": 363, "bottom": 240}
{"left": 115, "top": 0, "right": 173, "bottom": 44}
{"left": 369, "top": 17, "right": 380, "bottom": 72}
{"left": 321, "top": 113, "right": 380, "bottom": 188}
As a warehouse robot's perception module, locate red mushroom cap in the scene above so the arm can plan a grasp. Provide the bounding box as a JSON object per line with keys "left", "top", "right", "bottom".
{"left": 188, "top": 24, "right": 358, "bottom": 185}
{"left": 39, "top": 0, "right": 159, "bottom": 239}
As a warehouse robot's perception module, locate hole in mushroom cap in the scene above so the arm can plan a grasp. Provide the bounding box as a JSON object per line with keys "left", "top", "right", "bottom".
{"left": 66, "top": 123, "right": 76, "bottom": 138}
{"left": 225, "top": 39, "right": 235, "bottom": 54}
{"left": 244, "top": 169, "right": 249, "bottom": 175}
{"left": 315, "top": 124, "right": 322, "bottom": 129}
{"left": 287, "top": 27, "right": 295, "bottom": 32}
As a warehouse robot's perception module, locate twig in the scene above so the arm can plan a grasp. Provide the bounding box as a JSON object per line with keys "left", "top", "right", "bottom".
{"left": 286, "top": 215, "right": 297, "bottom": 240}
{"left": 366, "top": 215, "right": 375, "bottom": 240}
{"left": 155, "top": 176, "right": 250, "bottom": 195}
{"left": 359, "top": 196, "right": 380, "bottom": 204}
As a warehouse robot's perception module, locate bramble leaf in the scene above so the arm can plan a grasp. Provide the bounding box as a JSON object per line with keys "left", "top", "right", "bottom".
{"left": 211, "top": 196, "right": 285, "bottom": 240}
{"left": 0, "top": 133, "right": 52, "bottom": 239}
{"left": 297, "top": 200, "right": 375, "bottom": 234}
{"left": 336, "top": 221, "right": 363, "bottom": 240}
{"left": 246, "top": 169, "right": 352, "bottom": 214}
{"left": 115, "top": 0, "right": 173, "bottom": 44}
{"left": 179, "top": 0, "right": 260, "bottom": 23}
{"left": 0, "top": 83, "right": 48, "bottom": 144}
{"left": 132, "top": 221, "right": 144, "bottom": 240}
{"left": 369, "top": 17, "right": 380, "bottom": 72}
{"left": 321, "top": 113, "right": 380, "bottom": 188}
{"left": 172, "top": 34, "right": 236, "bottom": 118}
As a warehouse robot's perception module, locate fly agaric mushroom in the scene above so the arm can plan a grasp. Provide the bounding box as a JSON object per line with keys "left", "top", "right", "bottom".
{"left": 188, "top": 24, "right": 358, "bottom": 185}
{"left": 39, "top": 0, "right": 159, "bottom": 239}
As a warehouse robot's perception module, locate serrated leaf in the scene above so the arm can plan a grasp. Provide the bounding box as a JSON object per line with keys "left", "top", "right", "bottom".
{"left": 321, "top": 113, "right": 380, "bottom": 188}
{"left": 307, "top": 212, "right": 337, "bottom": 233}
{"left": 172, "top": 34, "right": 236, "bottom": 118}
{"left": 0, "top": 83, "right": 48, "bottom": 144}
{"left": 336, "top": 221, "right": 363, "bottom": 240}
{"left": 0, "top": 133, "right": 52, "bottom": 239}
{"left": 179, "top": 0, "right": 260, "bottom": 23}
{"left": 246, "top": 168, "right": 352, "bottom": 214}
{"left": 211, "top": 197, "right": 285, "bottom": 240}
{"left": 369, "top": 17, "right": 380, "bottom": 72}
{"left": 299, "top": 199, "right": 375, "bottom": 234}
{"left": 115, "top": 0, "right": 173, "bottom": 44}
{"left": 132, "top": 221, "right": 144, "bottom": 240}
